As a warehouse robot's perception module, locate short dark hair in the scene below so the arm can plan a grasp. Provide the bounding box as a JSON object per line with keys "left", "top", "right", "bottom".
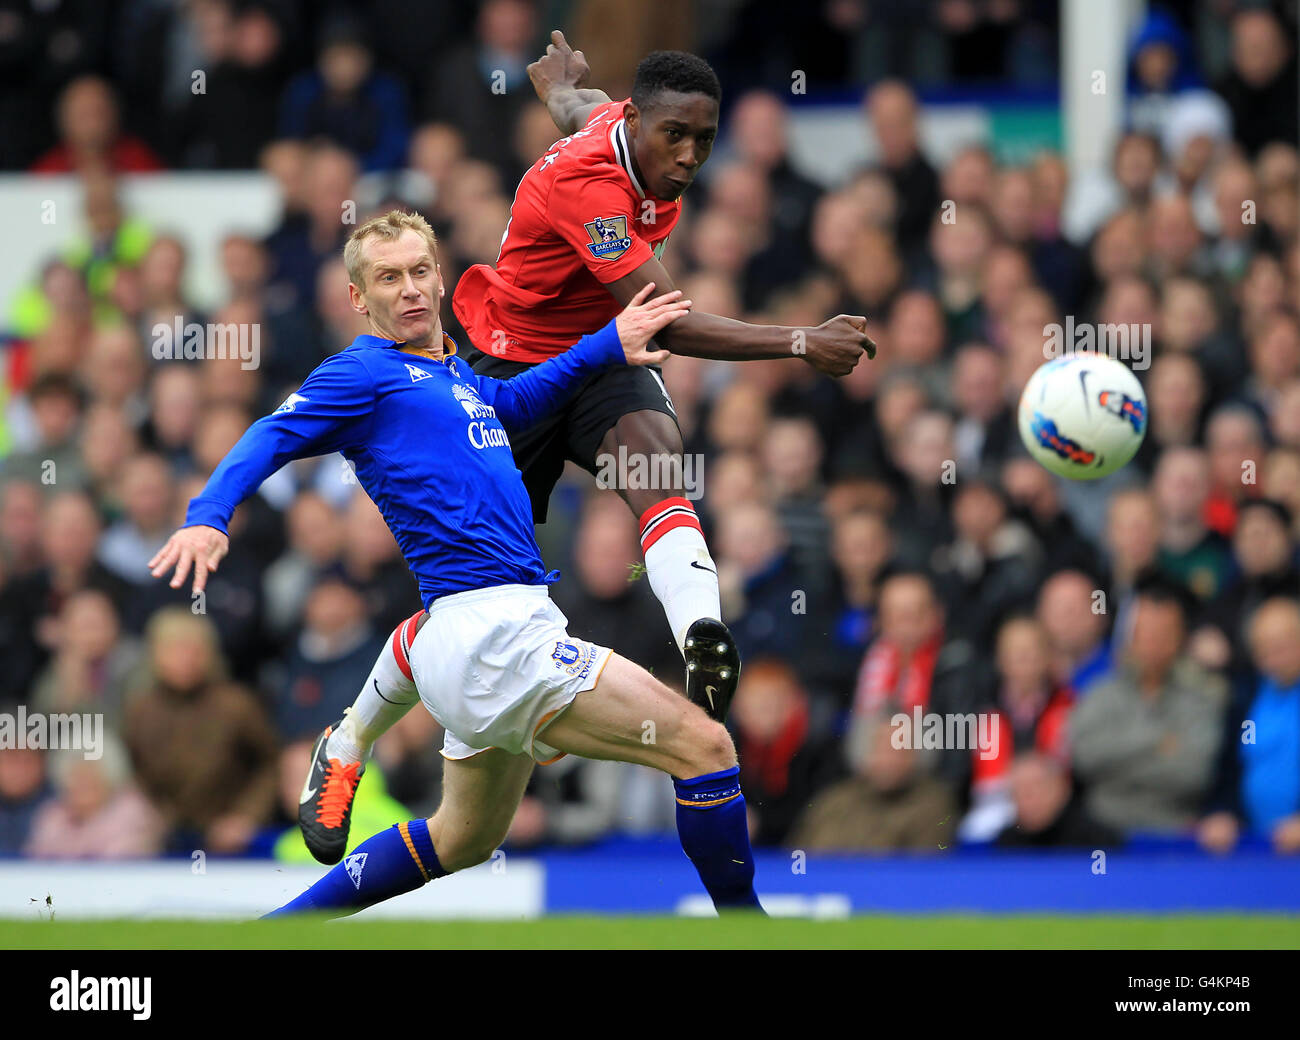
{"left": 631, "top": 51, "right": 721, "bottom": 111}
{"left": 28, "top": 372, "right": 84, "bottom": 408}
{"left": 1238, "top": 497, "right": 1294, "bottom": 531}
{"left": 1132, "top": 570, "right": 1196, "bottom": 625}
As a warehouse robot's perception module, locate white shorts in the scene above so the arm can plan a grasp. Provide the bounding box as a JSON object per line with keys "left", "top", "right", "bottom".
{"left": 408, "top": 584, "right": 613, "bottom": 764}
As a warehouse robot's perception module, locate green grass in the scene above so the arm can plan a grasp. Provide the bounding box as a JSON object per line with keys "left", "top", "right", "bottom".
{"left": 1, "top": 914, "right": 1297, "bottom": 950}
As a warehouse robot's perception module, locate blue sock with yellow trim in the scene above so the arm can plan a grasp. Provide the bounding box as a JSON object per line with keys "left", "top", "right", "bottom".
{"left": 673, "top": 765, "right": 764, "bottom": 911}
{"left": 263, "top": 819, "right": 445, "bottom": 918}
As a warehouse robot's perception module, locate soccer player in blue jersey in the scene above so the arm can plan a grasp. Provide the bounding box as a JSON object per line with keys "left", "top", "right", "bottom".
{"left": 149, "top": 211, "right": 763, "bottom": 915}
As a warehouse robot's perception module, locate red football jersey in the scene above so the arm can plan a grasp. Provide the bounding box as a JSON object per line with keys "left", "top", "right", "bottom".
{"left": 452, "top": 99, "right": 681, "bottom": 362}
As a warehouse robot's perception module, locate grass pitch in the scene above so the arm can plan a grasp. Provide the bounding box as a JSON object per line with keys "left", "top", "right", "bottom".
{"left": 2, "top": 914, "right": 1297, "bottom": 949}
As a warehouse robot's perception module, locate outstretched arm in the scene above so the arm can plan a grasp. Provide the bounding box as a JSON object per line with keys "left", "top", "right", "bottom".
{"left": 471, "top": 285, "right": 688, "bottom": 431}
{"left": 528, "top": 29, "right": 612, "bottom": 135}
{"left": 606, "top": 256, "right": 875, "bottom": 376}
{"left": 150, "top": 354, "right": 374, "bottom": 593}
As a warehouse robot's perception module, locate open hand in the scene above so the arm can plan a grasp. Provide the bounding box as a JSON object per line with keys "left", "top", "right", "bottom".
{"left": 148, "top": 524, "right": 229, "bottom": 596}
{"left": 614, "top": 283, "right": 690, "bottom": 365}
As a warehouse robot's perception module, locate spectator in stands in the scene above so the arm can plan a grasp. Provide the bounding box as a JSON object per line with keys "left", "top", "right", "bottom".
{"left": 1244, "top": 310, "right": 1300, "bottom": 419}
{"left": 1215, "top": 7, "right": 1298, "bottom": 157}
{"left": 262, "top": 492, "right": 346, "bottom": 639}
{"left": 1070, "top": 576, "right": 1227, "bottom": 835}
{"left": 1203, "top": 405, "right": 1268, "bottom": 539}
{"left": 1103, "top": 487, "right": 1161, "bottom": 607}
{"left": 1157, "top": 276, "right": 1243, "bottom": 398}
{"left": 727, "top": 90, "right": 822, "bottom": 263}
{"left": 806, "top": 509, "right": 891, "bottom": 709}
{"left": 933, "top": 476, "right": 1043, "bottom": 648}
{"left": 760, "top": 416, "right": 830, "bottom": 592}
{"left": 423, "top": 0, "right": 539, "bottom": 185}
{"left": 170, "top": 0, "right": 294, "bottom": 168}
{"left": 97, "top": 452, "right": 175, "bottom": 585}
{"left": 0, "top": 480, "right": 44, "bottom": 581}
{"left": 1152, "top": 445, "right": 1233, "bottom": 601}
{"left": 1194, "top": 500, "right": 1300, "bottom": 678}
{"left": 136, "top": 236, "right": 206, "bottom": 351}
{"left": 279, "top": 15, "right": 411, "bottom": 173}
{"left": 927, "top": 208, "right": 994, "bottom": 348}
{"left": 6, "top": 491, "right": 126, "bottom": 701}
{"left": 863, "top": 80, "right": 939, "bottom": 254}
{"left": 951, "top": 344, "right": 1016, "bottom": 473}
{"left": 789, "top": 709, "right": 956, "bottom": 853}
{"left": 1199, "top": 597, "right": 1300, "bottom": 856}
{"left": 269, "top": 574, "right": 385, "bottom": 741}
{"left": 1208, "top": 157, "right": 1259, "bottom": 284}
{"left": 852, "top": 569, "right": 987, "bottom": 795}
{"left": 995, "top": 752, "right": 1121, "bottom": 849}
{"left": 714, "top": 500, "right": 804, "bottom": 663}
{"left": 1135, "top": 353, "right": 1206, "bottom": 473}
{"left": 85, "top": 327, "right": 149, "bottom": 422}
{"left": 123, "top": 609, "right": 278, "bottom": 854}
{"left": 67, "top": 172, "right": 154, "bottom": 311}
{"left": 30, "top": 589, "right": 141, "bottom": 733}
{"left": 888, "top": 409, "right": 956, "bottom": 570}
{"left": 24, "top": 740, "right": 163, "bottom": 859}
{"left": 263, "top": 143, "right": 358, "bottom": 312}
{"left": 1036, "top": 569, "right": 1113, "bottom": 696}
{"left": 327, "top": 493, "right": 414, "bottom": 636}
{"left": 1125, "top": 8, "right": 1201, "bottom": 137}
{"left": 1000, "top": 455, "right": 1097, "bottom": 576}
{"left": 731, "top": 658, "right": 844, "bottom": 847}
{"left": 0, "top": 374, "right": 87, "bottom": 491}
{"left": 30, "top": 75, "right": 164, "bottom": 175}
{"left": 81, "top": 403, "right": 143, "bottom": 506}
{"left": 0, "top": 749, "right": 51, "bottom": 854}
{"left": 962, "top": 615, "right": 1073, "bottom": 841}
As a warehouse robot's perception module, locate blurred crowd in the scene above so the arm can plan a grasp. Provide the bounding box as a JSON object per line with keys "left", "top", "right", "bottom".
{"left": 1, "top": 1, "right": 1298, "bottom": 863}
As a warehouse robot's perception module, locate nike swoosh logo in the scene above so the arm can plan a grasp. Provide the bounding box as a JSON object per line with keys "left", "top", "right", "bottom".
{"left": 690, "top": 561, "right": 717, "bottom": 575}
{"left": 1078, "top": 369, "right": 1092, "bottom": 417}
{"left": 300, "top": 756, "right": 325, "bottom": 803}
{"left": 705, "top": 685, "right": 718, "bottom": 709}
{"left": 373, "top": 677, "right": 402, "bottom": 705}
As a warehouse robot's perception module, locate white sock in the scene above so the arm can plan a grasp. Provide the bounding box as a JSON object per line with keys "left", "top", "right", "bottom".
{"left": 638, "top": 497, "right": 722, "bottom": 655}
{"left": 326, "top": 611, "right": 423, "bottom": 764}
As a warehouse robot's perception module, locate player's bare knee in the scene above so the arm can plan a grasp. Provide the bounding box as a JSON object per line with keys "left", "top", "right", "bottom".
{"left": 678, "top": 717, "right": 736, "bottom": 777}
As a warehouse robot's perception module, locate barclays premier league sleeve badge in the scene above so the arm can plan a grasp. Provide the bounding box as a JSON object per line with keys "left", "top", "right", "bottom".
{"left": 584, "top": 215, "right": 633, "bottom": 260}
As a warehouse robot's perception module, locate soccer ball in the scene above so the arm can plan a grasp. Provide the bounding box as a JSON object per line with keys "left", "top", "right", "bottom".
{"left": 1017, "top": 353, "right": 1148, "bottom": 480}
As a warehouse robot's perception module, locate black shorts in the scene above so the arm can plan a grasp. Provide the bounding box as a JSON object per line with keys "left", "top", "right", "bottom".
{"left": 463, "top": 344, "right": 681, "bottom": 523}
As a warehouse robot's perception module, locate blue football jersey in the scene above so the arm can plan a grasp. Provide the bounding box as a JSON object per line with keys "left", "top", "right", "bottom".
{"left": 184, "top": 322, "right": 625, "bottom": 607}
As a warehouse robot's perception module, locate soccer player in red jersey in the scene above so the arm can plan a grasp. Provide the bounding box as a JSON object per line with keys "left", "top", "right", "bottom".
{"left": 453, "top": 32, "right": 874, "bottom": 718}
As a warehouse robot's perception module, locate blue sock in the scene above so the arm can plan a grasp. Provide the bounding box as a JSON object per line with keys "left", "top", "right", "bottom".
{"left": 264, "top": 819, "right": 445, "bottom": 919}
{"left": 673, "top": 765, "right": 764, "bottom": 912}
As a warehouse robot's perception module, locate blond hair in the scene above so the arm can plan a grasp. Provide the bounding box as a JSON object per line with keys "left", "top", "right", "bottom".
{"left": 343, "top": 209, "right": 439, "bottom": 288}
{"left": 144, "top": 607, "right": 226, "bottom": 686}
